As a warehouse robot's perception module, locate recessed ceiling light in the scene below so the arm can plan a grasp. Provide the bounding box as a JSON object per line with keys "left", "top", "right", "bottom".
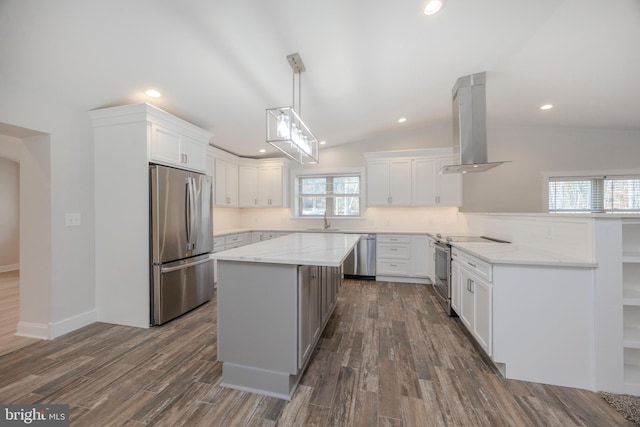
{"left": 320, "top": 140, "right": 326, "bottom": 145}
{"left": 145, "top": 89, "right": 162, "bottom": 98}
{"left": 540, "top": 104, "right": 553, "bottom": 110}
{"left": 398, "top": 117, "right": 407, "bottom": 123}
{"left": 424, "top": 0, "right": 445, "bottom": 15}
{"left": 259, "top": 149, "right": 266, "bottom": 153}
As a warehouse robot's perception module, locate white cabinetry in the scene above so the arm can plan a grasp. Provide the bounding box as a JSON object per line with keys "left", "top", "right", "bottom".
{"left": 450, "top": 248, "right": 460, "bottom": 314}
{"left": 623, "top": 220, "right": 640, "bottom": 394}
{"left": 238, "top": 165, "right": 258, "bottom": 207}
{"left": 436, "top": 157, "right": 462, "bottom": 206}
{"left": 365, "top": 149, "right": 461, "bottom": 207}
{"left": 458, "top": 251, "right": 492, "bottom": 356}
{"left": 214, "top": 157, "right": 238, "bottom": 207}
{"left": 411, "top": 235, "right": 429, "bottom": 277}
{"left": 366, "top": 159, "right": 412, "bottom": 206}
{"left": 237, "top": 159, "right": 290, "bottom": 208}
{"left": 376, "top": 234, "right": 429, "bottom": 284}
{"left": 149, "top": 124, "right": 209, "bottom": 173}
{"left": 258, "top": 165, "right": 285, "bottom": 207}
{"left": 412, "top": 157, "right": 462, "bottom": 206}
{"left": 426, "top": 236, "right": 436, "bottom": 283}
{"left": 91, "top": 103, "right": 212, "bottom": 328}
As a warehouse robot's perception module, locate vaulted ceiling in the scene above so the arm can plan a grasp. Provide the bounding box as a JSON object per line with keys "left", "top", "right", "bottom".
{"left": 1, "top": 0, "right": 638, "bottom": 157}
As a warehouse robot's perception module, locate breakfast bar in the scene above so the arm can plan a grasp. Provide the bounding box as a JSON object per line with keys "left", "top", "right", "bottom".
{"left": 211, "top": 232, "right": 360, "bottom": 399}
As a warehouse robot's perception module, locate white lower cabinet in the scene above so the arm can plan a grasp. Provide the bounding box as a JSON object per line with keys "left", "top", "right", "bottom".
{"left": 458, "top": 251, "right": 493, "bottom": 356}
{"left": 376, "top": 234, "right": 429, "bottom": 283}
{"left": 450, "top": 248, "right": 460, "bottom": 314}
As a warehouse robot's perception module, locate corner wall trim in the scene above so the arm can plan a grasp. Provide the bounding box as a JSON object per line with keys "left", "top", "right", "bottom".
{"left": 16, "top": 322, "right": 50, "bottom": 340}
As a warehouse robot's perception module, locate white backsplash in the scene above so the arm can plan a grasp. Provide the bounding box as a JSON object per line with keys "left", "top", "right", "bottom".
{"left": 459, "top": 213, "right": 595, "bottom": 262}
{"left": 231, "top": 206, "right": 462, "bottom": 233}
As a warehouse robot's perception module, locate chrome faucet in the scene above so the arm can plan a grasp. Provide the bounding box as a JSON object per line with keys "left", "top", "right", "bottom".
{"left": 323, "top": 211, "right": 331, "bottom": 229}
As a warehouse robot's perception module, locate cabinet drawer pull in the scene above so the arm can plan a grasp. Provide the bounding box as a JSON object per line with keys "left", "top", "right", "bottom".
{"left": 467, "top": 261, "right": 476, "bottom": 268}
{"left": 390, "top": 264, "right": 398, "bottom": 267}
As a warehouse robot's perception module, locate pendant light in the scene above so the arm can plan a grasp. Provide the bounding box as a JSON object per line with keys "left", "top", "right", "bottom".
{"left": 266, "top": 53, "right": 319, "bottom": 164}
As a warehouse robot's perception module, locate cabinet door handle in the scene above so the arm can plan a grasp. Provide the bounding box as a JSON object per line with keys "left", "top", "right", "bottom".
{"left": 390, "top": 264, "right": 397, "bottom": 267}
{"left": 470, "top": 280, "right": 474, "bottom": 293}
{"left": 468, "top": 262, "right": 476, "bottom": 268}
{"left": 390, "top": 248, "right": 398, "bottom": 251}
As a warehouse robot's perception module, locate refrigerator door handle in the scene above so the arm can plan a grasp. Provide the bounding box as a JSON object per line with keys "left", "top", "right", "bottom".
{"left": 185, "top": 177, "right": 197, "bottom": 251}
{"left": 190, "top": 177, "right": 198, "bottom": 249}
{"left": 161, "top": 257, "right": 212, "bottom": 274}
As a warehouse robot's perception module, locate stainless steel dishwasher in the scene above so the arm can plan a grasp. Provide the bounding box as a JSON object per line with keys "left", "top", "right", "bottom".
{"left": 343, "top": 234, "right": 376, "bottom": 280}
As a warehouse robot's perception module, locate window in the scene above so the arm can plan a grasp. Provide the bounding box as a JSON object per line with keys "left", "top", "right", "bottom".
{"left": 298, "top": 174, "right": 361, "bottom": 217}
{"left": 549, "top": 175, "right": 640, "bottom": 213}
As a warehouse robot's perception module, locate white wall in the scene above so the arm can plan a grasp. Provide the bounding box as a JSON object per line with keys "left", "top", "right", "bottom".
{"left": 0, "top": 155, "right": 19, "bottom": 270}
{"left": 0, "top": 81, "right": 96, "bottom": 339}
{"left": 299, "top": 122, "right": 452, "bottom": 169}
{"left": 462, "top": 125, "right": 640, "bottom": 213}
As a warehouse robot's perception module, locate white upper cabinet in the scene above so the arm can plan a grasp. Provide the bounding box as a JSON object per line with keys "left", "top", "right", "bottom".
{"left": 217, "top": 152, "right": 290, "bottom": 209}
{"left": 412, "top": 158, "right": 437, "bottom": 205}
{"left": 215, "top": 157, "right": 238, "bottom": 207}
{"left": 238, "top": 165, "right": 258, "bottom": 207}
{"left": 435, "top": 157, "right": 462, "bottom": 206}
{"left": 366, "top": 159, "right": 412, "bottom": 206}
{"left": 412, "top": 155, "right": 462, "bottom": 206}
{"left": 258, "top": 165, "right": 285, "bottom": 207}
{"left": 146, "top": 113, "right": 209, "bottom": 174}
{"left": 366, "top": 149, "right": 461, "bottom": 207}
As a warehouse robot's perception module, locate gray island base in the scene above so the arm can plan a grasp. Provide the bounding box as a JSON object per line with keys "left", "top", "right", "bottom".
{"left": 213, "top": 233, "right": 360, "bottom": 399}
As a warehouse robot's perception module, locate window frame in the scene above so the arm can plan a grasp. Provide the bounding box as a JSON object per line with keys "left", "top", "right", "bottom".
{"left": 292, "top": 168, "right": 365, "bottom": 218}
{"left": 545, "top": 171, "right": 640, "bottom": 214}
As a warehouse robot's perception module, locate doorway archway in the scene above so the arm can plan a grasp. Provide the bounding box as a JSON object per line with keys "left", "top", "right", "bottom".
{"left": 0, "top": 123, "right": 52, "bottom": 341}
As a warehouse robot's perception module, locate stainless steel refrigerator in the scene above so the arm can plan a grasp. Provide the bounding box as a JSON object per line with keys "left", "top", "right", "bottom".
{"left": 150, "top": 164, "right": 214, "bottom": 325}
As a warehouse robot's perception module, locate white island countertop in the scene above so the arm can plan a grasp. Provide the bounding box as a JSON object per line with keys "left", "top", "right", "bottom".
{"left": 210, "top": 232, "right": 361, "bottom": 267}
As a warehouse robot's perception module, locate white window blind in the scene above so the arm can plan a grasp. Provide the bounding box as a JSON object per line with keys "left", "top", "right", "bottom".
{"left": 298, "top": 175, "right": 361, "bottom": 217}
{"left": 549, "top": 175, "right": 640, "bottom": 213}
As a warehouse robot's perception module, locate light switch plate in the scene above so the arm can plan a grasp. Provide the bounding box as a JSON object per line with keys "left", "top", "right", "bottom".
{"left": 65, "top": 213, "right": 81, "bottom": 227}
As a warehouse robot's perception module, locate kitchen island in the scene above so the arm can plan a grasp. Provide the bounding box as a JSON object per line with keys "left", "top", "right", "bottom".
{"left": 211, "top": 232, "right": 360, "bottom": 399}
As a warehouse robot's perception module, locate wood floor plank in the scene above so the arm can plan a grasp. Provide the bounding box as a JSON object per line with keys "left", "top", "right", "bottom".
{"left": 0, "top": 280, "right": 631, "bottom": 426}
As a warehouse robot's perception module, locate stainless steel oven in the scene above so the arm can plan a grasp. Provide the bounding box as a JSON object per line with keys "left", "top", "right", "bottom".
{"left": 433, "top": 240, "right": 453, "bottom": 316}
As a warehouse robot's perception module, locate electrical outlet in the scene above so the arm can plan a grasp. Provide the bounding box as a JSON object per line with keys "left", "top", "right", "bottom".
{"left": 65, "top": 213, "right": 81, "bottom": 227}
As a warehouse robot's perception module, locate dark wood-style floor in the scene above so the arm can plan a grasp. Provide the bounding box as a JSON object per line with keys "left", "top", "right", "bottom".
{"left": 0, "top": 280, "right": 630, "bottom": 426}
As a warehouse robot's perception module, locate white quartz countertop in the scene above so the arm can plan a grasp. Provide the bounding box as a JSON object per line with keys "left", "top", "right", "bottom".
{"left": 450, "top": 242, "right": 597, "bottom": 268}
{"left": 213, "top": 228, "right": 430, "bottom": 237}
{"left": 210, "top": 232, "right": 361, "bottom": 267}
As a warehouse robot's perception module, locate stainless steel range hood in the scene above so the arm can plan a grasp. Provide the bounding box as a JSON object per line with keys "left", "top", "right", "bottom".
{"left": 441, "top": 72, "right": 507, "bottom": 174}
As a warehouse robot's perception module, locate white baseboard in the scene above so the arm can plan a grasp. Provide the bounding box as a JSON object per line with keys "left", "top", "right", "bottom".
{"left": 16, "top": 309, "right": 98, "bottom": 340}
{"left": 16, "top": 322, "right": 50, "bottom": 340}
{"left": 50, "top": 309, "right": 98, "bottom": 339}
{"left": 0, "top": 264, "right": 19, "bottom": 273}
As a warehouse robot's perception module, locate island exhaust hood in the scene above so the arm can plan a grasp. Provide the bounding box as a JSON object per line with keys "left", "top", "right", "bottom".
{"left": 441, "top": 72, "right": 508, "bottom": 174}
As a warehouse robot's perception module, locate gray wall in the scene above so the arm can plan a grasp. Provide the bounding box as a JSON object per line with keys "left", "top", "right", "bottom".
{"left": 297, "top": 122, "right": 640, "bottom": 213}
{"left": 461, "top": 125, "right": 640, "bottom": 212}
{"left": 0, "top": 156, "right": 19, "bottom": 269}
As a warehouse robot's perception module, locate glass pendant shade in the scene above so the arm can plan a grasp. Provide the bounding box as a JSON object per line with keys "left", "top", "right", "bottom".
{"left": 267, "top": 106, "right": 319, "bottom": 164}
